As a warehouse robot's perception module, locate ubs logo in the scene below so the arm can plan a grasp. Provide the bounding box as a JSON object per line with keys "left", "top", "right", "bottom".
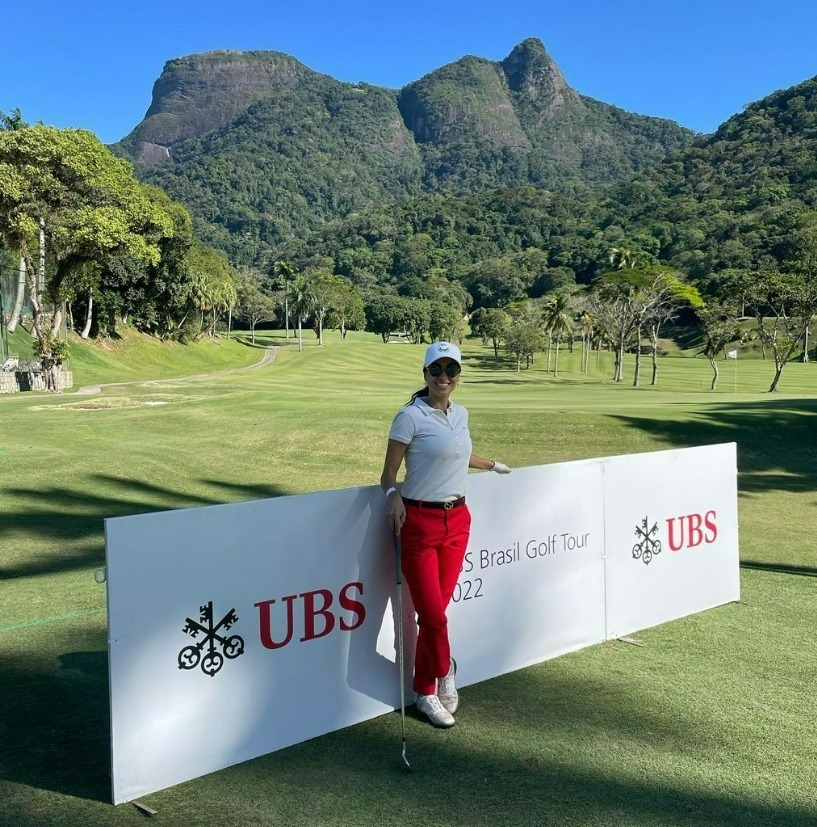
{"left": 178, "top": 601, "right": 245, "bottom": 677}
{"left": 666, "top": 511, "right": 718, "bottom": 551}
{"left": 633, "top": 517, "right": 662, "bottom": 565}
{"left": 633, "top": 511, "right": 718, "bottom": 566}
{"left": 254, "top": 582, "right": 365, "bottom": 649}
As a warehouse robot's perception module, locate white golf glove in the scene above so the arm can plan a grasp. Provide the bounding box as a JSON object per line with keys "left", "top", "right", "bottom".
{"left": 491, "top": 460, "right": 511, "bottom": 474}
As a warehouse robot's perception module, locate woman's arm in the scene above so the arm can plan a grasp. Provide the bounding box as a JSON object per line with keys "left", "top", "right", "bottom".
{"left": 381, "top": 439, "right": 409, "bottom": 533}
{"left": 469, "top": 454, "right": 511, "bottom": 473}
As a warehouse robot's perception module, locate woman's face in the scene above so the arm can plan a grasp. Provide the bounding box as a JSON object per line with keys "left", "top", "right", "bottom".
{"left": 424, "top": 358, "right": 461, "bottom": 405}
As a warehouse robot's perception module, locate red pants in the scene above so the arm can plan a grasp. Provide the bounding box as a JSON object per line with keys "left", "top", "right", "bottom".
{"left": 400, "top": 503, "right": 471, "bottom": 695}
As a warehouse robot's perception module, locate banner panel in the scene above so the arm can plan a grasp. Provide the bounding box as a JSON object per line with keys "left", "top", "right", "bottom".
{"left": 449, "top": 461, "right": 606, "bottom": 687}
{"left": 106, "top": 461, "right": 606, "bottom": 804}
{"left": 106, "top": 445, "right": 738, "bottom": 803}
{"left": 106, "top": 487, "right": 395, "bottom": 804}
{"left": 602, "top": 443, "right": 740, "bottom": 639}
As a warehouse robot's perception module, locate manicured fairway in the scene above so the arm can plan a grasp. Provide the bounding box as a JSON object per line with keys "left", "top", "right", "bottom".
{"left": 1, "top": 331, "right": 815, "bottom": 826}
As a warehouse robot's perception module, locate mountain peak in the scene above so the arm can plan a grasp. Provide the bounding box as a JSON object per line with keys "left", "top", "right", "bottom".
{"left": 123, "top": 50, "right": 310, "bottom": 151}
{"left": 501, "top": 37, "right": 569, "bottom": 97}
{"left": 507, "top": 37, "right": 549, "bottom": 61}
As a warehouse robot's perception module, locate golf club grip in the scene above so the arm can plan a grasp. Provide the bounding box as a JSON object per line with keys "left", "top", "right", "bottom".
{"left": 393, "top": 532, "right": 402, "bottom": 585}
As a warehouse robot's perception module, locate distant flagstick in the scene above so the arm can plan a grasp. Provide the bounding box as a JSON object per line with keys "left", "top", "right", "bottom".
{"left": 726, "top": 349, "right": 738, "bottom": 394}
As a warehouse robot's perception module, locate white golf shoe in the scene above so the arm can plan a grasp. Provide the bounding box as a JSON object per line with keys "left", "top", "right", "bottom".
{"left": 416, "top": 693, "right": 455, "bottom": 727}
{"left": 437, "top": 658, "right": 458, "bottom": 714}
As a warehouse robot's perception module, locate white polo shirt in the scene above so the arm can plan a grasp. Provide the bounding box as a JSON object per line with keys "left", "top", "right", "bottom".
{"left": 388, "top": 398, "right": 473, "bottom": 501}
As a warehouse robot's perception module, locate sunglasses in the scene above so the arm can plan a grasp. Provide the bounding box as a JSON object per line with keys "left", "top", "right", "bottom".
{"left": 427, "top": 362, "right": 461, "bottom": 378}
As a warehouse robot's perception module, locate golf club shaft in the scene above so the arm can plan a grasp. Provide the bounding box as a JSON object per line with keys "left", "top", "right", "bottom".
{"left": 394, "top": 532, "right": 410, "bottom": 768}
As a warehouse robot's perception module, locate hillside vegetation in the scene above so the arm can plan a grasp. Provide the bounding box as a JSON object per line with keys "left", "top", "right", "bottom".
{"left": 115, "top": 38, "right": 693, "bottom": 262}
{"left": 292, "top": 73, "right": 817, "bottom": 289}
{"left": 5, "top": 44, "right": 817, "bottom": 395}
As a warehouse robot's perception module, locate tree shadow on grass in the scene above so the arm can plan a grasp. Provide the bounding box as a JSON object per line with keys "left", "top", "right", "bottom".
{"left": 467, "top": 350, "right": 528, "bottom": 373}
{"left": 0, "top": 475, "right": 289, "bottom": 580}
{"left": 300, "top": 724, "right": 817, "bottom": 827}
{"left": 0, "top": 648, "right": 111, "bottom": 806}
{"left": 230, "top": 334, "right": 273, "bottom": 350}
{"left": 740, "top": 561, "right": 817, "bottom": 577}
{"left": 610, "top": 397, "right": 817, "bottom": 498}
{"left": 245, "top": 662, "right": 815, "bottom": 827}
{"left": 2, "top": 648, "right": 815, "bottom": 825}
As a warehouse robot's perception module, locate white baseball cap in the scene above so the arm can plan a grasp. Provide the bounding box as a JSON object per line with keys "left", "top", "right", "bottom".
{"left": 423, "top": 341, "right": 462, "bottom": 368}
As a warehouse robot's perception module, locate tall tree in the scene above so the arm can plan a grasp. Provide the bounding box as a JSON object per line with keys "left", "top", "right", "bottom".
{"left": 745, "top": 270, "right": 817, "bottom": 392}
{"left": 578, "top": 311, "right": 597, "bottom": 374}
{"left": 289, "top": 275, "right": 316, "bottom": 352}
{"left": 590, "top": 270, "right": 648, "bottom": 383}
{"left": 1, "top": 110, "right": 27, "bottom": 335}
{"left": 273, "top": 260, "right": 297, "bottom": 339}
{"left": 504, "top": 302, "right": 543, "bottom": 371}
{"left": 365, "top": 295, "right": 405, "bottom": 343}
{"left": 641, "top": 271, "right": 703, "bottom": 386}
{"left": 0, "top": 124, "right": 174, "bottom": 389}
{"left": 186, "top": 245, "right": 237, "bottom": 338}
{"left": 541, "top": 292, "right": 574, "bottom": 377}
{"left": 305, "top": 269, "right": 348, "bottom": 346}
{"left": 470, "top": 306, "right": 509, "bottom": 360}
{"left": 325, "top": 279, "right": 364, "bottom": 340}
{"left": 696, "top": 300, "right": 741, "bottom": 391}
{"left": 780, "top": 212, "right": 817, "bottom": 362}
{"left": 236, "top": 271, "right": 277, "bottom": 344}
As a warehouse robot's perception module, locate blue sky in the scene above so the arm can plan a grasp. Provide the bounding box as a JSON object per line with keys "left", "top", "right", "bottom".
{"left": 2, "top": 0, "right": 816, "bottom": 144}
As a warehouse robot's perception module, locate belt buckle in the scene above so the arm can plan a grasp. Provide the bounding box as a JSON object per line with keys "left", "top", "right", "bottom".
{"left": 444, "top": 500, "right": 454, "bottom": 511}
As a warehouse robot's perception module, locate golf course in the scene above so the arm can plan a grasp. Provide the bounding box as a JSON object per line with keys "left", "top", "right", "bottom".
{"left": 1, "top": 331, "right": 815, "bottom": 826}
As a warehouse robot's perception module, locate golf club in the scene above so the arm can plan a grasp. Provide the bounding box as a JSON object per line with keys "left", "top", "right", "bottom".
{"left": 393, "top": 531, "right": 412, "bottom": 771}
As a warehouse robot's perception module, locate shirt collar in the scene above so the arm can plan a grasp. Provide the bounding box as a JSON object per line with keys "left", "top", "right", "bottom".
{"left": 416, "top": 398, "right": 452, "bottom": 417}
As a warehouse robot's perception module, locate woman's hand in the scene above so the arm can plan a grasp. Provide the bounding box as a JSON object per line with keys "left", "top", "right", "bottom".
{"left": 386, "top": 491, "right": 406, "bottom": 534}
{"left": 381, "top": 439, "right": 409, "bottom": 533}
{"left": 469, "top": 453, "right": 511, "bottom": 473}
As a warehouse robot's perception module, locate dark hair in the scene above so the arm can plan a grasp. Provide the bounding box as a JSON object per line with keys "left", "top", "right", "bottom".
{"left": 405, "top": 386, "right": 429, "bottom": 405}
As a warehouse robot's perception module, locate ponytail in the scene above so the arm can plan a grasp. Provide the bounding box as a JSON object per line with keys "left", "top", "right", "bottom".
{"left": 405, "top": 386, "right": 429, "bottom": 406}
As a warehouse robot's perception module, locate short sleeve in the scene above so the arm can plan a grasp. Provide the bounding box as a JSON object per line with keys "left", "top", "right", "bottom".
{"left": 388, "top": 407, "right": 415, "bottom": 445}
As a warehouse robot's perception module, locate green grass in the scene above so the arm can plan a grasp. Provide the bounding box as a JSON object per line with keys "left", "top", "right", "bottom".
{"left": 3, "top": 325, "right": 37, "bottom": 361}
{"left": 66, "top": 327, "right": 268, "bottom": 386}
{"left": 3, "top": 324, "right": 266, "bottom": 386}
{"left": 1, "top": 331, "right": 816, "bottom": 826}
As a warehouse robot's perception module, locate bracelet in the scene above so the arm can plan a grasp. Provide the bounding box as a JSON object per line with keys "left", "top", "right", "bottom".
{"left": 490, "top": 460, "right": 496, "bottom": 470}
{"left": 384, "top": 486, "right": 398, "bottom": 498}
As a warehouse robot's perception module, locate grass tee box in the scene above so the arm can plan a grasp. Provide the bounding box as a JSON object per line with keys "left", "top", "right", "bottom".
{"left": 104, "top": 444, "right": 738, "bottom": 804}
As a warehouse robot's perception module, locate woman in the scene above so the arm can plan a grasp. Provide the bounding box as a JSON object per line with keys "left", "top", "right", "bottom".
{"left": 381, "top": 341, "right": 510, "bottom": 727}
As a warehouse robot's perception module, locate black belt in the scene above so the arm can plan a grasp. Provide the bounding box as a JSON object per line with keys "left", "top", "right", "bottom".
{"left": 402, "top": 496, "right": 465, "bottom": 511}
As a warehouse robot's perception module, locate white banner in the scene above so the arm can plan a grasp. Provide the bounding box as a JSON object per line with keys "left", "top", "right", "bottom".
{"left": 602, "top": 443, "right": 740, "bottom": 639}
{"left": 449, "top": 460, "right": 606, "bottom": 687}
{"left": 105, "top": 444, "right": 739, "bottom": 804}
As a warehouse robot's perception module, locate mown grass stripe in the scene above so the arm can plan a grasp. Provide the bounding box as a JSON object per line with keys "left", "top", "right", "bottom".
{"left": 0, "top": 606, "right": 106, "bottom": 633}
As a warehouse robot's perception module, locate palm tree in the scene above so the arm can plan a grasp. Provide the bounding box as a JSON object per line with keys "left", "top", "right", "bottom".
{"left": 542, "top": 293, "right": 574, "bottom": 377}
{"left": 289, "top": 275, "right": 316, "bottom": 352}
{"left": 579, "top": 311, "right": 596, "bottom": 373}
{"left": 0, "top": 107, "right": 25, "bottom": 131}
{"left": 273, "top": 260, "right": 296, "bottom": 339}
{"left": 541, "top": 296, "right": 555, "bottom": 371}
{"left": 609, "top": 247, "right": 638, "bottom": 270}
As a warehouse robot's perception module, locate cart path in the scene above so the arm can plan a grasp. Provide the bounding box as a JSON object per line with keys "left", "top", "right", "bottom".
{"left": 74, "top": 345, "right": 277, "bottom": 395}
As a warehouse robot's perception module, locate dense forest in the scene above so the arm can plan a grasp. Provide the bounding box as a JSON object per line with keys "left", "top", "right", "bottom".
{"left": 283, "top": 74, "right": 817, "bottom": 292}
